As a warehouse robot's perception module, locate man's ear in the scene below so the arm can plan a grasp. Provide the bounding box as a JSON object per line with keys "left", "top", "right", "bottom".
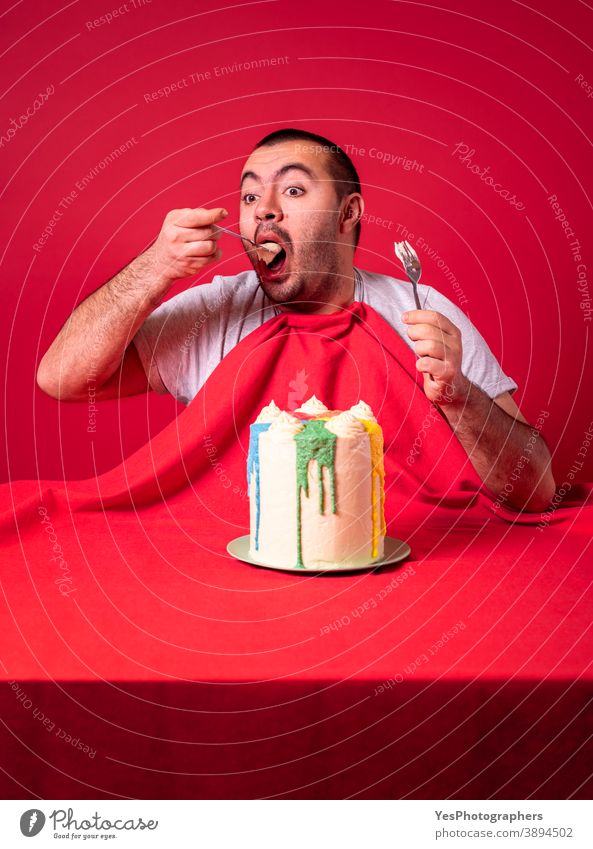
{"left": 340, "top": 193, "right": 364, "bottom": 235}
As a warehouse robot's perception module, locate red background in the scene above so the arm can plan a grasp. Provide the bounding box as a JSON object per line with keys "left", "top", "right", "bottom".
{"left": 1, "top": 0, "right": 592, "bottom": 484}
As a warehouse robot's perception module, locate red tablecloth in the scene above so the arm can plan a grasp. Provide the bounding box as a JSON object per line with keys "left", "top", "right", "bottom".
{"left": 1, "top": 303, "right": 592, "bottom": 799}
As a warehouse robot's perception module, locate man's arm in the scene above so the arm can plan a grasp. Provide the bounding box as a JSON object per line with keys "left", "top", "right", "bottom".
{"left": 491, "top": 390, "right": 528, "bottom": 423}
{"left": 402, "top": 309, "right": 556, "bottom": 512}
{"left": 36, "top": 206, "right": 228, "bottom": 401}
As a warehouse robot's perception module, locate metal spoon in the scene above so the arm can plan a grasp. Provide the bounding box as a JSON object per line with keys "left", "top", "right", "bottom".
{"left": 214, "top": 225, "right": 256, "bottom": 246}
{"left": 214, "top": 226, "right": 283, "bottom": 265}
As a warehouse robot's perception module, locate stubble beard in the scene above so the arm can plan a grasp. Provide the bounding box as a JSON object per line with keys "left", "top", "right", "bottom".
{"left": 256, "top": 222, "right": 343, "bottom": 311}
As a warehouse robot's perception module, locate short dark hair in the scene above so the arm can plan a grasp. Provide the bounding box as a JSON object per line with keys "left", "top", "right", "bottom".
{"left": 253, "top": 128, "right": 362, "bottom": 249}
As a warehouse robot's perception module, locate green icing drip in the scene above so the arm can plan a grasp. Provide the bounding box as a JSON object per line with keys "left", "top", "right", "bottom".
{"left": 294, "top": 420, "right": 337, "bottom": 569}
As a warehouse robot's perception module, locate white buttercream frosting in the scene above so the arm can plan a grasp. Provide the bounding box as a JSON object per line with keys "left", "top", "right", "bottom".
{"left": 267, "top": 410, "right": 304, "bottom": 436}
{"left": 295, "top": 394, "right": 329, "bottom": 415}
{"left": 255, "top": 400, "right": 282, "bottom": 423}
{"left": 324, "top": 410, "right": 366, "bottom": 437}
{"left": 349, "top": 400, "right": 377, "bottom": 422}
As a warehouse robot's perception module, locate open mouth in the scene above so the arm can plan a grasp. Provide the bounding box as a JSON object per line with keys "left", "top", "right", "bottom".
{"left": 254, "top": 240, "right": 288, "bottom": 278}
{"left": 265, "top": 246, "right": 287, "bottom": 271}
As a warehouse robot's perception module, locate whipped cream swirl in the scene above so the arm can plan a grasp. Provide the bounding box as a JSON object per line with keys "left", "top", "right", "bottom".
{"left": 349, "top": 400, "right": 377, "bottom": 422}
{"left": 255, "top": 399, "right": 282, "bottom": 423}
{"left": 324, "top": 410, "right": 366, "bottom": 437}
{"left": 295, "top": 394, "right": 329, "bottom": 415}
{"left": 268, "top": 410, "right": 304, "bottom": 436}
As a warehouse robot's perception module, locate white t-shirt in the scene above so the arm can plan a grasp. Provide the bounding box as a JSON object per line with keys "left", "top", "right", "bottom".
{"left": 133, "top": 266, "right": 518, "bottom": 406}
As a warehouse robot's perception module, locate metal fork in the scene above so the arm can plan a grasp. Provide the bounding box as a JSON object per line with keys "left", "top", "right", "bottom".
{"left": 395, "top": 239, "right": 439, "bottom": 383}
{"left": 394, "top": 240, "right": 422, "bottom": 310}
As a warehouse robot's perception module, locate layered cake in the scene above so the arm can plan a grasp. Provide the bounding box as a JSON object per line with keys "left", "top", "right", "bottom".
{"left": 247, "top": 396, "right": 386, "bottom": 569}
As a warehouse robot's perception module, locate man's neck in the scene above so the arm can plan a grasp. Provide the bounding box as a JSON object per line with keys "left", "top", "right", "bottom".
{"left": 276, "top": 266, "right": 356, "bottom": 315}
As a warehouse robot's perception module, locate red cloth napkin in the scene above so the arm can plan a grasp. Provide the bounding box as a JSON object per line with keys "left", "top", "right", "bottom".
{"left": 2, "top": 300, "right": 576, "bottom": 532}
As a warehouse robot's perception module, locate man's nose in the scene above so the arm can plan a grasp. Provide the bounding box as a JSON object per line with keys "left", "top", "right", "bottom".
{"left": 255, "top": 187, "right": 283, "bottom": 222}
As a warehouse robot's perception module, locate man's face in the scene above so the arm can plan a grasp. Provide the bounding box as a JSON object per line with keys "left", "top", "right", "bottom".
{"left": 239, "top": 140, "right": 348, "bottom": 309}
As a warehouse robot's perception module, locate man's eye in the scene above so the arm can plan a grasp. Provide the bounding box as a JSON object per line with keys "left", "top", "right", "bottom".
{"left": 242, "top": 186, "right": 304, "bottom": 203}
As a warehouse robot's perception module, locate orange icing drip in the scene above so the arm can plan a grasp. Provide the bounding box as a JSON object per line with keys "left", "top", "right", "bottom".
{"left": 360, "top": 420, "right": 386, "bottom": 557}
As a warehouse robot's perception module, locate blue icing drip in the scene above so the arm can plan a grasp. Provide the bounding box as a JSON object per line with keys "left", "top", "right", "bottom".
{"left": 247, "top": 422, "right": 271, "bottom": 550}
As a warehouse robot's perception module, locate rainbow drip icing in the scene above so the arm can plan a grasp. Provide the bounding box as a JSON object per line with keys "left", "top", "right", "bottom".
{"left": 248, "top": 409, "right": 386, "bottom": 568}
{"left": 247, "top": 422, "right": 271, "bottom": 550}
{"left": 294, "top": 420, "right": 337, "bottom": 569}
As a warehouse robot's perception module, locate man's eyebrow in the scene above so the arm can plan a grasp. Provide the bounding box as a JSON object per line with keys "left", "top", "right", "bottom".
{"left": 239, "top": 162, "right": 316, "bottom": 188}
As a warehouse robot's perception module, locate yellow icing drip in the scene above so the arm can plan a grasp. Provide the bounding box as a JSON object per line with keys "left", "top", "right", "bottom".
{"left": 361, "top": 420, "right": 386, "bottom": 557}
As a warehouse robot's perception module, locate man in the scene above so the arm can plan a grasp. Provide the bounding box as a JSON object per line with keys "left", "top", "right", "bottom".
{"left": 37, "top": 128, "right": 555, "bottom": 511}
